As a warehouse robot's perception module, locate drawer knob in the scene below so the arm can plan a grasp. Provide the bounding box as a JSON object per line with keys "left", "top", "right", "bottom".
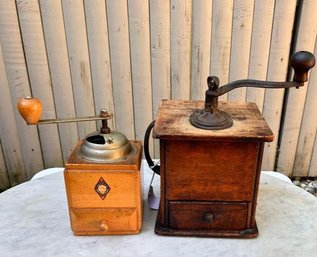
{"left": 202, "top": 212, "right": 214, "bottom": 224}
{"left": 100, "top": 220, "right": 109, "bottom": 231}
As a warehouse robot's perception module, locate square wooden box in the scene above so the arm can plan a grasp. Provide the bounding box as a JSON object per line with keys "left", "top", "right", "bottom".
{"left": 64, "top": 141, "right": 142, "bottom": 235}
{"left": 153, "top": 100, "right": 273, "bottom": 238}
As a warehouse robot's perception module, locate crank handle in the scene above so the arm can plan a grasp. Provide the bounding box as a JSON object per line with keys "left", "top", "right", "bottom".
{"left": 208, "top": 51, "right": 315, "bottom": 97}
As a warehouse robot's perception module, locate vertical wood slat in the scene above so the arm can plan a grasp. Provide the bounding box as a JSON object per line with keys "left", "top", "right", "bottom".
{"left": 210, "top": 0, "right": 233, "bottom": 102}
{"left": 277, "top": 0, "right": 317, "bottom": 176}
{"left": 128, "top": 0, "right": 153, "bottom": 155}
{"left": 39, "top": 0, "right": 79, "bottom": 162}
{"left": 84, "top": 0, "right": 115, "bottom": 130}
{"left": 16, "top": 0, "right": 63, "bottom": 167}
{"left": 171, "top": 0, "right": 192, "bottom": 100}
{"left": 62, "top": 0, "right": 96, "bottom": 140}
{"left": 293, "top": 36, "right": 317, "bottom": 176}
{"left": 247, "top": 0, "right": 275, "bottom": 113}
{"left": 309, "top": 136, "right": 317, "bottom": 176}
{"left": 228, "top": 0, "right": 254, "bottom": 102}
{"left": 0, "top": 0, "right": 44, "bottom": 178}
{"left": 106, "top": 0, "right": 135, "bottom": 140}
{"left": 262, "top": 0, "right": 297, "bottom": 171}
{"left": 0, "top": 43, "right": 25, "bottom": 186}
{"left": 0, "top": 142, "right": 10, "bottom": 191}
{"left": 150, "top": 0, "right": 171, "bottom": 158}
{"left": 190, "top": 0, "right": 212, "bottom": 100}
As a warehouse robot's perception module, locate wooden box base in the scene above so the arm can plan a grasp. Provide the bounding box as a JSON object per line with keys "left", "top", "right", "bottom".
{"left": 64, "top": 141, "right": 143, "bottom": 236}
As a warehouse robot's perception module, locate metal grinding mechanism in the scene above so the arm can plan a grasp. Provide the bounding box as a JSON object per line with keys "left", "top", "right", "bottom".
{"left": 17, "top": 104, "right": 143, "bottom": 235}
{"left": 77, "top": 110, "right": 137, "bottom": 163}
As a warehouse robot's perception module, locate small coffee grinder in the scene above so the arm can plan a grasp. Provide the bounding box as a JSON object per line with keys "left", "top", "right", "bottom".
{"left": 17, "top": 105, "right": 142, "bottom": 235}
{"left": 144, "top": 51, "right": 315, "bottom": 238}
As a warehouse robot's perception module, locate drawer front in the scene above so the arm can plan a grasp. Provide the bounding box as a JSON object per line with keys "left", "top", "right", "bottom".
{"left": 165, "top": 140, "right": 259, "bottom": 201}
{"left": 70, "top": 208, "right": 139, "bottom": 233}
{"left": 169, "top": 201, "right": 247, "bottom": 230}
{"left": 64, "top": 170, "right": 141, "bottom": 208}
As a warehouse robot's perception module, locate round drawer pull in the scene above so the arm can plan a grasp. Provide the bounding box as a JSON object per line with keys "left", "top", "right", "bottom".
{"left": 100, "top": 220, "right": 109, "bottom": 231}
{"left": 202, "top": 212, "right": 214, "bottom": 224}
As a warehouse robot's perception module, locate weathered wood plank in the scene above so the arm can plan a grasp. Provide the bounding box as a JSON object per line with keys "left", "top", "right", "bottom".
{"left": 210, "top": 0, "right": 233, "bottom": 101}
{"left": 277, "top": 0, "right": 317, "bottom": 176}
{"left": 190, "top": 0, "right": 212, "bottom": 100}
{"left": 84, "top": 0, "right": 115, "bottom": 130}
{"left": 0, "top": 0, "right": 43, "bottom": 178}
{"left": 0, "top": 43, "right": 25, "bottom": 186}
{"left": 247, "top": 0, "right": 275, "bottom": 112}
{"left": 308, "top": 135, "right": 317, "bottom": 177}
{"left": 293, "top": 36, "right": 317, "bottom": 176}
{"left": 171, "top": 0, "right": 192, "bottom": 100}
{"left": 17, "top": 0, "right": 63, "bottom": 167}
{"left": 39, "top": 0, "right": 79, "bottom": 162}
{"left": 0, "top": 142, "right": 10, "bottom": 191}
{"left": 106, "top": 0, "right": 135, "bottom": 139}
{"left": 262, "top": 0, "right": 297, "bottom": 171}
{"left": 150, "top": 0, "right": 171, "bottom": 117}
{"left": 62, "top": 0, "right": 96, "bottom": 139}
{"left": 150, "top": 0, "right": 171, "bottom": 157}
{"left": 228, "top": 0, "right": 254, "bottom": 102}
{"left": 128, "top": 0, "right": 153, "bottom": 155}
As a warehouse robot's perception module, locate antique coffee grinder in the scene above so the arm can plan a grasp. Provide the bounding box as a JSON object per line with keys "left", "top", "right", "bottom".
{"left": 144, "top": 51, "right": 315, "bottom": 238}
{"left": 17, "top": 104, "right": 142, "bottom": 235}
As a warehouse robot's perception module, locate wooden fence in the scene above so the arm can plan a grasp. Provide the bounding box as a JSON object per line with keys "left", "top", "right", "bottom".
{"left": 0, "top": 0, "right": 316, "bottom": 190}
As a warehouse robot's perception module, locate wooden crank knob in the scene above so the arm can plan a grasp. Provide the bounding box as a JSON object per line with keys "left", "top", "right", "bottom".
{"left": 290, "top": 51, "right": 315, "bottom": 83}
{"left": 17, "top": 96, "right": 42, "bottom": 124}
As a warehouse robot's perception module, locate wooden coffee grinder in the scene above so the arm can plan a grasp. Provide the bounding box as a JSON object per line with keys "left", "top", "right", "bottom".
{"left": 17, "top": 104, "right": 142, "bottom": 235}
{"left": 144, "top": 51, "right": 315, "bottom": 238}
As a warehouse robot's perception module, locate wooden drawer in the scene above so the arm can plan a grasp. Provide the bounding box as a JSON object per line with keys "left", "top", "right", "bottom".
{"left": 64, "top": 170, "right": 140, "bottom": 208}
{"left": 165, "top": 140, "right": 259, "bottom": 201}
{"left": 70, "top": 208, "right": 140, "bottom": 235}
{"left": 169, "top": 201, "right": 247, "bottom": 230}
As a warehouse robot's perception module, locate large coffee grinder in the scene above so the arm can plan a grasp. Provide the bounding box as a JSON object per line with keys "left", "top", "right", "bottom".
{"left": 144, "top": 51, "right": 315, "bottom": 238}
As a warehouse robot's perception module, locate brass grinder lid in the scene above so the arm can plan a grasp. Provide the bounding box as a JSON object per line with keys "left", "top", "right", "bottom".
{"left": 77, "top": 110, "right": 136, "bottom": 163}
{"left": 78, "top": 130, "right": 137, "bottom": 163}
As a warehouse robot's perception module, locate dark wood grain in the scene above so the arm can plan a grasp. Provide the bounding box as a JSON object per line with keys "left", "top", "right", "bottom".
{"left": 153, "top": 100, "right": 274, "bottom": 142}
{"left": 154, "top": 99, "right": 271, "bottom": 238}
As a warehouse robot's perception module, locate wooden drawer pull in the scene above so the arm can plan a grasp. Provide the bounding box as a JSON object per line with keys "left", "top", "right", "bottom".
{"left": 100, "top": 220, "right": 109, "bottom": 231}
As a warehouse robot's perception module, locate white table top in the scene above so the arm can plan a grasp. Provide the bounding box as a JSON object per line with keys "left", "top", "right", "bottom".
{"left": 1, "top": 161, "right": 317, "bottom": 257}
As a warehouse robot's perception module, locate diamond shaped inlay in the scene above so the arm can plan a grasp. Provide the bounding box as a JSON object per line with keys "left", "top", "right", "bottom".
{"left": 94, "top": 177, "right": 111, "bottom": 200}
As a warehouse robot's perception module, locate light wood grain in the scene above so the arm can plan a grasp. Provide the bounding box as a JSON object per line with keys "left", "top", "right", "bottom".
{"left": 17, "top": 0, "right": 63, "bottom": 167}
{"left": 40, "top": 0, "right": 79, "bottom": 162}
{"left": 228, "top": 0, "right": 254, "bottom": 102}
{"left": 277, "top": 0, "right": 317, "bottom": 176}
{"left": 0, "top": 0, "right": 43, "bottom": 178}
{"left": 84, "top": 0, "right": 115, "bottom": 131}
{"left": 128, "top": 0, "right": 153, "bottom": 155}
{"left": 190, "top": 0, "right": 212, "bottom": 100}
{"left": 247, "top": 0, "right": 275, "bottom": 112}
{"left": 149, "top": 0, "right": 171, "bottom": 157}
{"left": 62, "top": 0, "right": 96, "bottom": 139}
{"left": 0, "top": 142, "right": 10, "bottom": 191}
{"left": 293, "top": 37, "right": 317, "bottom": 176}
{"left": 262, "top": 0, "right": 297, "bottom": 171}
{"left": 0, "top": 43, "right": 25, "bottom": 186}
{"left": 210, "top": 0, "right": 233, "bottom": 101}
{"left": 308, "top": 135, "right": 317, "bottom": 177}
{"left": 64, "top": 141, "right": 142, "bottom": 235}
{"left": 106, "top": 0, "right": 135, "bottom": 139}
{"left": 171, "top": 0, "right": 192, "bottom": 100}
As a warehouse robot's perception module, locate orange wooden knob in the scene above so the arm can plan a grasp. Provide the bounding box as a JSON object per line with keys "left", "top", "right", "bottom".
{"left": 17, "top": 96, "right": 42, "bottom": 124}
